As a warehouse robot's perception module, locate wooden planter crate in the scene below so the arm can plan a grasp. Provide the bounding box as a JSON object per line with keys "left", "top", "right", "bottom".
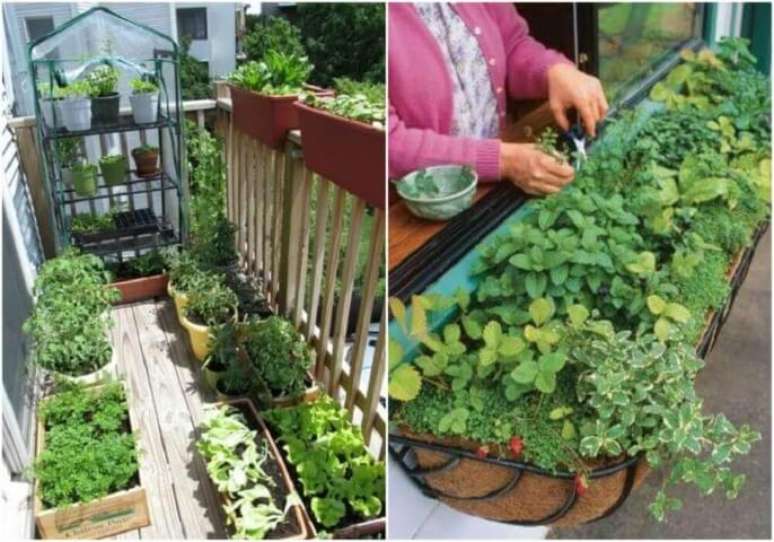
{"left": 33, "top": 384, "right": 150, "bottom": 539}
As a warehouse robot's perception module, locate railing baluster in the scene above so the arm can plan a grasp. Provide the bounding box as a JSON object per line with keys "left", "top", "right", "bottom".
{"left": 306, "top": 180, "right": 331, "bottom": 342}
{"left": 252, "top": 140, "right": 265, "bottom": 276}
{"left": 363, "top": 306, "right": 387, "bottom": 444}
{"left": 271, "top": 151, "right": 285, "bottom": 305}
{"left": 246, "top": 138, "right": 257, "bottom": 271}
{"left": 292, "top": 168, "right": 314, "bottom": 328}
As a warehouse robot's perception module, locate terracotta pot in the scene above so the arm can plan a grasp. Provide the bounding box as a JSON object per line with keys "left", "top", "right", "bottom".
{"left": 228, "top": 85, "right": 300, "bottom": 150}
{"left": 295, "top": 102, "right": 385, "bottom": 209}
{"left": 111, "top": 274, "right": 169, "bottom": 305}
{"left": 398, "top": 428, "right": 649, "bottom": 528}
{"left": 131, "top": 147, "right": 159, "bottom": 177}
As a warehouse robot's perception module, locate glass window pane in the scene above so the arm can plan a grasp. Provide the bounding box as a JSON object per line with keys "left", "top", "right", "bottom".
{"left": 177, "top": 8, "right": 208, "bottom": 40}
{"left": 598, "top": 3, "right": 702, "bottom": 102}
{"left": 25, "top": 16, "right": 55, "bottom": 42}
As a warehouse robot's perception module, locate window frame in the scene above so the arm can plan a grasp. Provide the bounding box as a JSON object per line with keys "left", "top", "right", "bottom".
{"left": 24, "top": 15, "right": 55, "bottom": 43}
{"left": 177, "top": 7, "right": 208, "bottom": 41}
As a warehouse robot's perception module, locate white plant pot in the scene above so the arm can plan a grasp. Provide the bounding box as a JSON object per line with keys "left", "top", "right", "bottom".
{"left": 40, "top": 99, "right": 59, "bottom": 128}
{"left": 54, "top": 354, "right": 118, "bottom": 387}
{"left": 58, "top": 97, "right": 92, "bottom": 132}
{"left": 61, "top": 166, "right": 74, "bottom": 187}
{"left": 129, "top": 92, "right": 159, "bottom": 124}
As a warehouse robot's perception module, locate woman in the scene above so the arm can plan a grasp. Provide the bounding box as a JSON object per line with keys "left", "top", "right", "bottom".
{"left": 389, "top": 3, "right": 609, "bottom": 195}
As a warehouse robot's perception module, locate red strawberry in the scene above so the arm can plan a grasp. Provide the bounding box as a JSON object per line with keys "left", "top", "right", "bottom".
{"left": 475, "top": 445, "right": 489, "bottom": 459}
{"left": 509, "top": 436, "right": 524, "bottom": 457}
{"left": 575, "top": 474, "right": 588, "bottom": 496}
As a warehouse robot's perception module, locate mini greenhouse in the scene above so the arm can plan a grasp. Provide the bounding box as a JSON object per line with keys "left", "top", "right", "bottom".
{"left": 29, "top": 6, "right": 186, "bottom": 262}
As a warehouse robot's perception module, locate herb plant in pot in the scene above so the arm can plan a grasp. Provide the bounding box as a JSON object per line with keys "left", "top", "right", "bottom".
{"left": 57, "top": 80, "right": 92, "bottom": 132}
{"left": 165, "top": 249, "right": 203, "bottom": 320}
{"left": 71, "top": 210, "right": 115, "bottom": 239}
{"left": 131, "top": 144, "right": 160, "bottom": 177}
{"left": 99, "top": 153, "right": 127, "bottom": 186}
{"left": 296, "top": 80, "right": 385, "bottom": 207}
{"left": 226, "top": 50, "right": 313, "bottom": 149}
{"left": 202, "top": 323, "right": 239, "bottom": 392}
{"left": 87, "top": 65, "right": 120, "bottom": 125}
{"left": 56, "top": 137, "right": 82, "bottom": 187}
{"left": 214, "top": 350, "right": 255, "bottom": 401}
{"left": 241, "top": 315, "right": 318, "bottom": 407}
{"left": 180, "top": 272, "right": 239, "bottom": 361}
{"left": 129, "top": 78, "right": 160, "bottom": 124}
{"left": 108, "top": 249, "right": 169, "bottom": 304}
{"left": 72, "top": 162, "right": 99, "bottom": 197}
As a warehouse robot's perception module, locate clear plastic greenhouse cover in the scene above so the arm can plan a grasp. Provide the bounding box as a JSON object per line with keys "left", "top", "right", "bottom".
{"left": 30, "top": 7, "right": 177, "bottom": 82}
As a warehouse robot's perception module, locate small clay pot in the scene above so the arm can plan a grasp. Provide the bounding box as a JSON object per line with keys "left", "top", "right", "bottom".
{"left": 131, "top": 147, "right": 159, "bottom": 177}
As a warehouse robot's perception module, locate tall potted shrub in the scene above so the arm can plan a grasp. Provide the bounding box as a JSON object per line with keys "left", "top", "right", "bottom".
{"left": 226, "top": 51, "right": 314, "bottom": 149}
{"left": 87, "top": 65, "right": 120, "bottom": 125}
{"left": 129, "top": 77, "right": 159, "bottom": 124}
{"left": 295, "top": 80, "right": 385, "bottom": 207}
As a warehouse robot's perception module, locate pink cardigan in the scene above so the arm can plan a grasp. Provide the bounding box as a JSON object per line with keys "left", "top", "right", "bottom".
{"left": 388, "top": 3, "right": 571, "bottom": 181}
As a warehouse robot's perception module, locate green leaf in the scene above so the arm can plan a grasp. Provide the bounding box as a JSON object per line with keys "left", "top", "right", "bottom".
{"left": 654, "top": 317, "right": 672, "bottom": 342}
{"left": 550, "top": 264, "right": 569, "bottom": 286}
{"left": 482, "top": 321, "right": 502, "bottom": 348}
{"left": 664, "top": 303, "right": 691, "bottom": 323}
{"left": 454, "top": 288, "right": 470, "bottom": 311}
{"left": 511, "top": 361, "right": 538, "bottom": 384}
{"left": 509, "top": 253, "right": 532, "bottom": 270}
{"left": 529, "top": 297, "right": 555, "bottom": 326}
{"left": 626, "top": 251, "right": 656, "bottom": 275}
{"left": 647, "top": 295, "right": 667, "bottom": 315}
{"left": 388, "top": 339, "right": 403, "bottom": 370}
{"left": 410, "top": 295, "right": 428, "bottom": 338}
{"left": 389, "top": 297, "right": 407, "bottom": 331}
{"left": 682, "top": 177, "right": 728, "bottom": 204}
{"left": 388, "top": 364, "right": 422, "bottom": 401}
{"left": 499, "top": 336, "right": 526, "bottom": 358}
{"left": 525, "top": 272, "right": 547, "bottom": 299}
{"left": 443, "top": 324, "right": 461, "bottom": 344}
{"left": 567, "top": 304, "right": 589, "bottom": 326}
{"left": 534, "top": 370, "right": 556, "bottom": 393}
{"left": 539, "top": 352, "right": 566, "bottom": 374}
{"left": 561, "top": 420, "right": 576, "bottom": 440}
{"left": 549, "top": 406, "right": 574, "bottom": 420}
{"left": 462, "top": 316, "right": 482, "bottom": 340}
{"left": 479, "top": 348, "right": 498, "bottom": 367}
{"left": 416, "top": 354, "right": 445, "bottom": 377}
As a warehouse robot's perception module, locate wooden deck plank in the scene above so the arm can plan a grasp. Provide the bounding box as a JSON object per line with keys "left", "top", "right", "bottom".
{"left": 130, "top": 300, "right": 226, "bottom": 539}
{"left": 110, "top": 304, "right": 183, "bottom": 540}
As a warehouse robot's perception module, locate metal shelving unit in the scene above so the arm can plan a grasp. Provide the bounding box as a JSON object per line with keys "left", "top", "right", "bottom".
{"left": 28, "top": 7, "right": 187, "bottom": 264}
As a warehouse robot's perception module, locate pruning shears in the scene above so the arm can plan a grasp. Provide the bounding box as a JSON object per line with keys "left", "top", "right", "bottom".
{"left": 564, "top": 121, "right": 587, "bottom": 169}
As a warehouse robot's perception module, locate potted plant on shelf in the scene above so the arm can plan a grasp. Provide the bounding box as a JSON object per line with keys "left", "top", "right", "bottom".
{"left": 131, "top": 144, "right": 160, "bottom": 177}
{"left": 196, "top": 403, "right": 310, "bottom": 539}
{"left": 56, "top": 137, "right": 82, "bottom": 188}
{"left": 99, "top": 153, "right": 128, "bottom": 186}
{"left": 226, "top": 50, "right": 313, "bottom": 149}
{"left": 32, "top": 382, "right": 150, "bottom": 539}
{"left": 202, "top": 323, "right": 239, "bottom": 392}
{"left": 264, "top": 396, "right": 386, "bottom": 538}
{"left": 241, "top": 315, "right": 319, "bottom": 408}
{"left": 86, "top": 65, "right": 120, "bottom": 125}
{"left": 71, "top": 162, "right": 99, "bottom": 197}
{"left": 107, "top": 249, "right": 169, "bottom": 304}
{"left": 37, "top": 82, "right": 64, "bottom": 129}
{"left": 23, "top": 249, "right": 120, "bottom": 385}
{"left": 129, "top": 77, "right": 160, "bottom": 124}
{"left": 180, "top": 272, "right": 239, "bottom": 361}
{"left": 71, "top": 210, "right": 115, "bottom": 240}
{"left": 57, "top": 80, "right": 92, "bottom": 132}
{"left": 295, "top": 79, "right": 385, "bottom": 208}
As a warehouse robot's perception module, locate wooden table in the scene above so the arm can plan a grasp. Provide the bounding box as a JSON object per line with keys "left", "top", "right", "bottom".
{"left": 388, "top": 101, "right": 555, "bottom": 271}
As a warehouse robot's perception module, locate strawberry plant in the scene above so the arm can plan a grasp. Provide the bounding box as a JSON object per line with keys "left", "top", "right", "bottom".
{"left": 389, "top": 38, "right": 769, "bottom": 521}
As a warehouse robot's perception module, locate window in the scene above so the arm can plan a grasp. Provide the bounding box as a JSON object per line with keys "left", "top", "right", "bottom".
{"left": 25, "top": 16, "right": 54, "bottom": 42}
{"left": 177, "top": 8, "right": 208, "bottom": 40}
{"left": 596, "top": 3, "right": 703, "bottom": 102}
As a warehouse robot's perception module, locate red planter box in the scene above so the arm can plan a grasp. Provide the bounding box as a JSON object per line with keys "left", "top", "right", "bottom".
{"left": 295, "top": 102, "right": 385, "bottom": 209}
{"left": 111, "top": 274, "right": 169, "bottom": 305}
{"left": 228, "top": 84, "right": 301, "bottom": 150}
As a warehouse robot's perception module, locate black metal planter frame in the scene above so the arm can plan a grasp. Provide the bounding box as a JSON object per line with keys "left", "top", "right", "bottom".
{"left": 389, "top": 222, "right": 769, "bottom": 527}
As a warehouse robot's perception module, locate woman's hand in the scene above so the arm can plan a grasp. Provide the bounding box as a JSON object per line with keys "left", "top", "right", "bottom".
{"left": 500, "top": 143, "right": 574, "bottom": 195}
{"left": 547, "top": 63, "right": 608, "bottom": 138}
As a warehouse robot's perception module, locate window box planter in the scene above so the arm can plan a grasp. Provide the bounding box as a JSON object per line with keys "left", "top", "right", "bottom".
{"left": 33, "top": 384, "right": 150, "bottom": 539}
{"left": 200, "top": 399, "right": 311, "bottom": 540}
{"left": 110, "top": 274, "right": 169, "bottom": 305}
{"left": 295, "top": 102, "right": 385, "bottom": 208}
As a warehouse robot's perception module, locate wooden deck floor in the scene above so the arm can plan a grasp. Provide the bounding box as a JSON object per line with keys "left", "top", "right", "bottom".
{"left": 108, "top": 298, "right": 226, "bottom": 539}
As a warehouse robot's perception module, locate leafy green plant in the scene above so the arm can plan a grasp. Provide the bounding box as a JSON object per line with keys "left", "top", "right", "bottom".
{"left": 70, "top": 211, "right": 115, "bottom": 235}
{"left": 130, "top": 77, "right": 158, "bottom": 94}
{"left": 265, "top": 396, "right": 385, "bottom": 529}
{"left": 32, "top": 382, "right": 139, "bottom": 509}
{"left": 61, "top": 80, "right": 92, "bottom": 98}
{"left": 56, "top": 137, "right": 82, "bottom": 167}
{"left": 85, "top": 65, "right": 119, "bottom": 97}
{"left": 242, "top": 15, "right": 306, "bottom": 63}
{"left": 228, "top": 51, "right": 312, "bottom": 95}
{"left": 198, "top": 406, "right": 295, "bottom": 538}
{"left": 180, "top": 36, "right": 212, "bottom": 100}
{"left": 241, "top": 316, "right": 312, "bottom": 397}
{"left": 184, "top": 272, "right": 238, "bottom": 326}
{"left": 301, "top": 90, "right": 384, "bottom": 127}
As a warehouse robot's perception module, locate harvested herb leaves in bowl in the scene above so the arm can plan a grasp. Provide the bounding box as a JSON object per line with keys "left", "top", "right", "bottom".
{"left": 395, "top": 165, "right": 477, "bottom": 221}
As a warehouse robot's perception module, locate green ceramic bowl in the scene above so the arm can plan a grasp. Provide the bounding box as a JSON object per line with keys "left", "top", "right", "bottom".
{"left": 396, "top": 165, "right": 478, "bottom": 221}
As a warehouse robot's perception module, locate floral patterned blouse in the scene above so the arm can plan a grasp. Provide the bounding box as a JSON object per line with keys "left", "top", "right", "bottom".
{"left": 415, "top": 3, "right": 499, "bottom": 139}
